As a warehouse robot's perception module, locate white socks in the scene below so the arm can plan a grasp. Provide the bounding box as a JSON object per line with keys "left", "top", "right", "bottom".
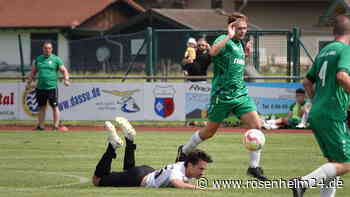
{"left": 249, "top": 149, "right": 262, "bottom": 168}
{"left": 301, "top": 163, "right": 337, "bottom": 188}
{"left": 182, "top": 131, "right": 203, "bottom": 155}
{"left": 320, "top": 177, "right": 338, "bottom": 197}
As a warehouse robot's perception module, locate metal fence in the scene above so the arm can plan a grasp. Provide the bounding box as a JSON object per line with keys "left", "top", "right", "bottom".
{"left": 2, "top": 27, "right": 313, "bottom": 82}
{"left": 69, "top": 31, "right": 147, "bottom": 75}
{"left": 151, "top": 28, "right": 304, "bottom": 82}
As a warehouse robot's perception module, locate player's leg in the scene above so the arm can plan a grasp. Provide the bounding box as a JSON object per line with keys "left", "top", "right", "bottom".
{"left": 35, "top": 89, "right": 47, "bottom": 130}
{"left": 47, "top": 88, "right": 63, "bottom": 130}
{"left": 236, "top": 97, "right": 268, "bottom": 181}
{"left": 96, "top": 119, "right": 155, "bottom": 187}
{"left": 188, "top": 120, "right": 221, "bottom": 146}
{"left": 291, "top": 116, "right": 350, "bottom": 196}
{"left": 320, "top": 176, "right": 338, "bottom": 197}
{"left": 114, "top": 117, "right": 137, "bottom": 171}
{"left": 176, "top": 102, "right": 229, "bottom": 162}
{"left": 264, "top": 117, "right": 288, "bottom": 129}
{"left": 296, "top": 112, "right": 309, "bottom": 128}
{"left": 115, "top": 117, "right": 155, "bottom": 186}
{"left": 92, "top": 121, "right": 123, "bottom": 186}
{"left": 286, "top": 118, "right": 301, "bottom": 129}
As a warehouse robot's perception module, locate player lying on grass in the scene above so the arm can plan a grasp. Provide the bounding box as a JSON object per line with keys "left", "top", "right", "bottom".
{"left": 92, "top": 117, "right": 213, "bottom": 189}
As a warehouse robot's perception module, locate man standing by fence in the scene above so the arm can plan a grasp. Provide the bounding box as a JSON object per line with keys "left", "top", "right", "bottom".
{"left": 27, "top": 41, "right": 70, "bottom": 131}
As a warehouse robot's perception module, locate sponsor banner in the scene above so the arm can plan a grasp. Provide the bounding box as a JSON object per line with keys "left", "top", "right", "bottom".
{"left": 2, "top": 82, "right": 303, "bottom": 121}
{"left": 19, "top": 83, "right": 144, "bottom": 120}
{"left": 0, "top": 83, "right": 19, "bottom": 120}
{"left": 143, "top": 83, "right": 186, "bottom": 121}
{"left": 184, "top": 82, "right": 303, "bottom": 118}
{"left": 185, "top": 83, "right": 211, "bottom": 119}
{"left": 247, "top": 82, "right": 303, "bottom": 115}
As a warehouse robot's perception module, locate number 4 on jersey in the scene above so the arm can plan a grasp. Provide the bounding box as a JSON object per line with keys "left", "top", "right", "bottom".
{"left": 318, "top": 61, "right": 328, "bottom": 87}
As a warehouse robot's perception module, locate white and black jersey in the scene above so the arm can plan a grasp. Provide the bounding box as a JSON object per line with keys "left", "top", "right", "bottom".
{"left": 142, "top": 162, "right": 191, "bottom": 188}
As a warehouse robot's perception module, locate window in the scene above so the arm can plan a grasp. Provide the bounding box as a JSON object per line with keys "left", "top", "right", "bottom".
{"left": 211, "top": 0, "right": 222, "bottom": 9}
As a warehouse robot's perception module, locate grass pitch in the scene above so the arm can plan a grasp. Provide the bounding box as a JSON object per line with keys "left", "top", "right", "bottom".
{"left": 0, "top": 130, "right": 349, "bottom": 197}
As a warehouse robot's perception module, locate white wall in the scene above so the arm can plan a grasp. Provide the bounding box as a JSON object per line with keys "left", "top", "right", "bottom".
{"left": 0, "top": 30, "right": 69, "bottom": 72}
{"left": 58, "top": 33, "right": 69, "bottom": 68}
{"left": 0, "top": 32, "right": 31, "bottom": 66}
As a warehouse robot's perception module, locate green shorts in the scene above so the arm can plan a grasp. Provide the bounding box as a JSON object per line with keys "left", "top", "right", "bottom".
{"left": 309, "top": 115, "right": 350, "bottom": 162}
{"left": 207, "top": 95, "right": 257, "bottom": 123}
{"left": 287, "top": 117, "right": 301, "bottom": 128}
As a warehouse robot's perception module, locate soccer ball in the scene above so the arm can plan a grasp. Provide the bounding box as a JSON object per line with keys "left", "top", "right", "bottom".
{"left": 243, "top": 129, "right": 266, "bottom": 151}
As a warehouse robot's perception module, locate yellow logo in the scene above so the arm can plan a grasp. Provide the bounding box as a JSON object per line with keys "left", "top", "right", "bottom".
{"left": 22, "top": 85, "right": 39, "bottom": 117}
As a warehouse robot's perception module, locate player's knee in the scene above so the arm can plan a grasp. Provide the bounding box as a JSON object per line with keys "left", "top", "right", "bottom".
{"left": 200, "top": 128, "right": 216, "bottom": 139}
{"left": 248, "top": 121, "right": 261, "bottom": 130}
{"left": 92, "top": 176, "right": 101, "bottom": 186}
{"left": 344, "top": 163, "right": 350, "bottom": 173}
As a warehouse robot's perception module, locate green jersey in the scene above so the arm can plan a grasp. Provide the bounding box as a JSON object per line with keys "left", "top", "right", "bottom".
{"left": 306, "top": 41, "right": 350, "bottom": 121}
{"left": 211, "top": 34, "right": 247, "bottom": 103}
{"left": 34, "top": 54, "right": 64, "bottom": 90}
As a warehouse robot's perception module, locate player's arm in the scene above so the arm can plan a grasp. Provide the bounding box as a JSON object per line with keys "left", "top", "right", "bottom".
{"left": 303, "top": 78, "right": 315, "bottom": 99}
{"left": 303, "top": 56, "right": 318, "bottom": 99}
{"left": 299, "top": 108, "right": 305, "bottom": 117}
{"left": 336, "top": 72, "right": 350, "bottom": 93}
{"left": 209, "top": 21, "right": 238, "bottom": 57}
{"left": 170, "top": 179, "right": 207, "bottom": 190}
{"left": 27, "top": 61, "right": 37, "bottom": 84}
{"left": 244, "top": 40, "right": 253, "bottom": 58}
{"left": 336, "top": 47, "right": 350, "bottom": 93}
{"left": 58, "top": 65, "right": 70, "bottom": 86}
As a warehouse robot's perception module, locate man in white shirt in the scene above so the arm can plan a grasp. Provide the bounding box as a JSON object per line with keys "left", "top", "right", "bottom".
{"left": 92, "top": 117, "right": 213, "bottom": 189}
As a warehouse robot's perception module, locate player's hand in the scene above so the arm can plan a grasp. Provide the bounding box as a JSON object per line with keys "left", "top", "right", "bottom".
{"left": 63, "top": 80, "right": 70, "bottom": 86}
{"left": 245, "top": 40, "right": 253, "bottom": 56}
{"left": 25, "top": 82, "right": 31, "bottom": 90}
{"left": 25, "top": 79, "right": 33, "bottom": 90}
{"left": 227, "top": 20, "right": 240, "bottom": 39}
{"left": 205, "top": 43, "right": 211, "bottom": 49}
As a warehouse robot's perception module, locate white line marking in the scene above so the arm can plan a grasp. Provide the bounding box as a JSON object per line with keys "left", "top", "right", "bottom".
{"left": 0, "top": 171, "right": 90, "bottom": 192}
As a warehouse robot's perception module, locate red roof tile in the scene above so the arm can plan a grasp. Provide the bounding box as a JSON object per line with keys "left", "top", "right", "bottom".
{"left": 0, "top": 0, "right": 145, "bottom": 28}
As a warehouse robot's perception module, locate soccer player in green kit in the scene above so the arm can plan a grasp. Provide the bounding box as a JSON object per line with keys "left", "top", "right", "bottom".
{"left": 28, "top": 42, "right": 70, "bottom": 131}
{"left": 175, "top": 12, "right": 268, "bottom": 181}
{"left": 291, "top": 15, "right": 350, "bottom": 197}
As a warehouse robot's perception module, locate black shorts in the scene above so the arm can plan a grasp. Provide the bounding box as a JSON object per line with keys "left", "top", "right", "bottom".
{"left": 99, "top": 165, "right": 155, "bottom": 187}
{"left": 36, "top": 88, "right": 58, "bottom": 108}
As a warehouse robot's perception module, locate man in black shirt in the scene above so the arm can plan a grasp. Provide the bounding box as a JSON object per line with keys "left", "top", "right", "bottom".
{"left": 182, "top": 38, "right": 211, "bottom": 82}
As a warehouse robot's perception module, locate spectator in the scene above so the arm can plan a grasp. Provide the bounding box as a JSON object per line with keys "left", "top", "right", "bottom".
{"left": 263, "top": 88, "right": 311, "bottom": 129}
{"left": 27, "top": 41, "right": 70, "bottom": 131}
{"left": 184, "top": 37, "right": 197, "bottom": 64}
{"left": 182, "top": 38, "right": 211, "bottom": 82}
